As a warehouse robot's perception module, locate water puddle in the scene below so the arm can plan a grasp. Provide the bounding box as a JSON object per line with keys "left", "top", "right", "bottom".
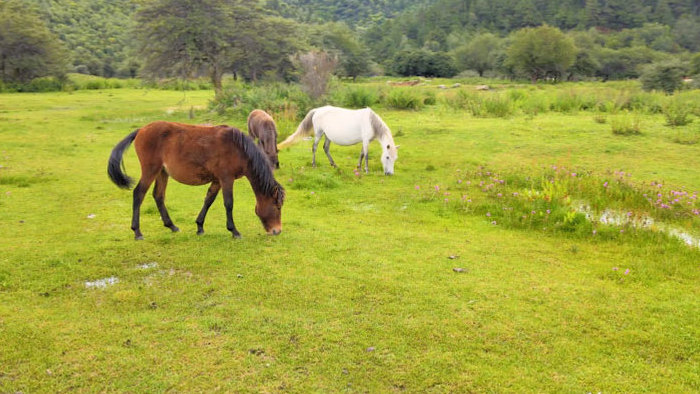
{"left": 85, "top": 276, "right": 119, "bottom": 289}
{"left": 577, "top": 203, "right": 700, "bottom": 248}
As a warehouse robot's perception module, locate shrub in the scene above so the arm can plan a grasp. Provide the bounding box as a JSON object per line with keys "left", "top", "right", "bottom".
{"left": 383, "top": 88, "right": 424, "bottom": 110}
{"left": 611, "top": 114, "right": 642, "bottom": 135}
{"left": 640, "top": 60, "right": 687, "bottom": 94}
{"left": 334, "top": 86, "right": 379, "bottom": 108}
{"left": 210, "top": 82, "right": 312, "bottom": 121}
{"left": 663, "top": 97, "right": 694, "bottom": 127}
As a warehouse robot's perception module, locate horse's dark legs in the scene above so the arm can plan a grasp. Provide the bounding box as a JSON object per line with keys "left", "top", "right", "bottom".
{"left": 323, "top": 138, "right": 336, "bottom": 167}
{"left": 357, "top": 142, "right": 369, "bottom": 173}
{"left": 196, "top": 181, "right": 221, "bottom": 235}
{"left": 153, "top": 169, "right": 179, "bottom": 233}
{"left": 221, "top": 180, "right": 241, "bottom": 238}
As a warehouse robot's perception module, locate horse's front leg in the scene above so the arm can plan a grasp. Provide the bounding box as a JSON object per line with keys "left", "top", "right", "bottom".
{"left": 362, "top": 142, "right": 370, "bottom": 173}
{"left": 153, "top": 169, "right": 179, "bottom": 233}
{"left": 323, "top": 138, "right": 336, "bottom": 167}
{"left": 196, "top": 181, "right": 221, "bottom": 235}
{"left": 221, "top": 180, "right": 241, "bottom": 238}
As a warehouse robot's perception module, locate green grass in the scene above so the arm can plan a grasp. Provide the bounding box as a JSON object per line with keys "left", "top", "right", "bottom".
{"left": 0, "top": 84, "right": 699, "bottom": 392}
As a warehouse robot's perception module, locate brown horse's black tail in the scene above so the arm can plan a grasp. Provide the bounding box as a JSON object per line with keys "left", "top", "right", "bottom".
{"left": 108, "top": 130, "right": 138, "bottom": 189}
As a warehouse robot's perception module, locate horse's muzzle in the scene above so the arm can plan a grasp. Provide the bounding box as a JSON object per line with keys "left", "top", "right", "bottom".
{"left": 268, "top": 228, "right": 281, "bottom": 236}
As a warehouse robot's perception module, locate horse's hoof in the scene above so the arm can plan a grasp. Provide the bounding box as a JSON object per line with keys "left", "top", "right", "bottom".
{"left": 232, "top": 233, "right": 242, "bottom": 239}
{"left": 197, "top": 230, "right": 204, "bottom": 235}
{"left": 171, "top": 226, "right": 180, "bottom": 233}
{"left": 134, "top": 235, "right": 144, "bottom": 241}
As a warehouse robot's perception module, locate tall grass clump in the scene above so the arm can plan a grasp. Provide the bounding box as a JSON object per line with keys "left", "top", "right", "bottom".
{"left": 383, "top": 88, "right": 424, "bottom": 110}
{"left": 663, "top": 96, "right": 694, "bottom": 127}
{"left": 611, "top": 113, "right": 642, "bottom": 135}
{"left": 210, "top": 82, "right": 312, "bottom": 121}
{"left": 332, "top": 85, "right": 379, "bottom": 108}
{"left": 443, "top": 90, "right": 513, "bottom": 118}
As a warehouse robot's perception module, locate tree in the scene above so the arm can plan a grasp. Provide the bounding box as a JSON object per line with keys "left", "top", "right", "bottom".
{"left": 505, "top": 25, "right": 577, "bottom": 83}
{"left": 315, "top": 23, "right": 370, "bottom": 81}
{"left": 640, "top": 60, "right": 686, "bottom": 94}
{"left": 230, "top": 17, "right": 303, "bottom": 81}
{"left": 297, "top": 51, "right": 337, "bottom": 100}
{"left": 390, "top": 49, "right": 457, "bottom": 77}
{"left": 453, "top": 33, "right": 501, "bottom": 76}
{"left": 134, "top": 0, "right": 259, "bottom": 97}
{"left": 0, "top": 1, "right": 68, "bottom": 84}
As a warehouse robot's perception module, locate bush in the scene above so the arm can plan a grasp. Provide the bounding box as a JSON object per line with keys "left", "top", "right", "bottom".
{"left": 383, "top": 88, "right": 424, "bottom": 110}
{"left": 333, "top": 86, "right": 379, "bottom": 108}
{"left": 663, "top": 97, "right": 694, "bottom": 127}
{"left": 611, "top": 114, "right": 642, "bottom": 135}
{"left": 640, "top": 60, "right": 687, "bottom": 94}
{"left": 211, "top": 82, "right": 312, "bottom": 121}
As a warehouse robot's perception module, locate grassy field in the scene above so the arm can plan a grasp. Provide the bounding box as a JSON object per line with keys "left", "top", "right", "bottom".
{"left": 0, "top": 83, "right": 698, "bottom": 392}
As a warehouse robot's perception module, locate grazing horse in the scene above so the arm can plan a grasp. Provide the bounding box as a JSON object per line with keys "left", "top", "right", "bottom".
{"left": 107, "top": 121, "right": 285, "bottom": 240}
{"left": 247, "top": 109, "right": 279, "bottom": 169}
{"left": 278, "top": 106, "right": 399, "bottom": 175}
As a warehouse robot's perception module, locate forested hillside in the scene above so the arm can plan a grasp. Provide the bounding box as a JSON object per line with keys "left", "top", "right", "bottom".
{"left": 28, "top": 0, "right": 136, "bottom": 78}
{"left": 4, "top": 0, "right": 700, "bottom": 85}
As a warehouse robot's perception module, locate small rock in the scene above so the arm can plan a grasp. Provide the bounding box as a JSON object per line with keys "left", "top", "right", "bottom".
{"left": 87, "top": 214, "right": 96, "bottom": 219}
{"left": 366, "top": 347, "right": 375, "bottom": 352}
{"left": 453, "top": 268, "right": 467, "bottom": 273}
{"left": 448, "top": 255, "right": 459, "bottom": 259}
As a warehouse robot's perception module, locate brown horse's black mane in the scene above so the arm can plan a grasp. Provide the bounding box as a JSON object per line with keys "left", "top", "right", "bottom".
{"left": 230, "top": 128, "right": 285, "bottom": 205}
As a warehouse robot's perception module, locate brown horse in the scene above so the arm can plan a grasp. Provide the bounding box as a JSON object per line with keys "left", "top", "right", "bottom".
{"left": 247, "top": 109, "right": 279, "bottom": 169}
{"left": 108, "top": 121, "right": 285, "bottom": 240}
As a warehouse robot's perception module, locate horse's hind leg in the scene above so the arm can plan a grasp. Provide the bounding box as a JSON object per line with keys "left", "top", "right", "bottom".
{"left": 196, "top": 181, "right": 221, "bottom": 235}
{"left": 153, "top": 169, "right": 179, "bottom": 233}
{"left": 131, "top": 173, "right": 158, "bottom": 240}
{"left": 323, "top": 137, "right": 336, "bottom": 167}
{"left": 312, "top": 134, "right": 321, "bottom": 167}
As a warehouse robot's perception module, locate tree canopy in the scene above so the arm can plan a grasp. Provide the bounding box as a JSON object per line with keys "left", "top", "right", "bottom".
{"left": 0, "top": 1, "right": 68, "bottom": 84}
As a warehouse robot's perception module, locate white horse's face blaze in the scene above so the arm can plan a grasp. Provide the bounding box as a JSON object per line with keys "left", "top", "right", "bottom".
{"left": 382, "top": 144, "right": 398, "bottom": 175}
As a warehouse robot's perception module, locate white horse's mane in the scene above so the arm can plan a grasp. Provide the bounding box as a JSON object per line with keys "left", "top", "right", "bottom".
{"left": 368, "top": 110, "right": 395, "bottom": 147}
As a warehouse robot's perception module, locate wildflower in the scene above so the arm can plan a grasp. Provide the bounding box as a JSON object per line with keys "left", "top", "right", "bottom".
{"left": 546, "top": 209, "right": 551, "bottom": 214}
{"left": 531, "top": 210, "right": 536, "bottom": 214}
{"left": 434, "top": 185, "right": 440, "bottom": 191}
{"left": 497, "top": 193, "right": 502, "bottom": 197}
{"left": 310, "top": 191, "right": 315, "bottom": 195}
{"left": 624, "top": 269, "right": 630, "bottom": 275}
{"left": 415, "top": 185, "right": 420, "bottom": 190}
{"left": 444, "top": 198, "right": 449, "bottom": 203}
{"left": 592, "top": 230, "right": 597, "bottom": 235}
{"left": 486, "top": 212, "right": 491, "bottom": 217}
{"left": 513, "top": 192, "right": 519, "bottom": 196}
{"left": 457, "top": 179, "right": 462, "bottom": 184}
{"left": 571, "top": 173, "right": 577, "bottom": 177}
{"left": 603, "top": 181, "right": 608, "bottom": 188}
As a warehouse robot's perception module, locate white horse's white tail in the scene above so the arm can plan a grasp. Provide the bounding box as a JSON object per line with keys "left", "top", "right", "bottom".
{"left": 278, "top": 108, "right": 317, "bottom": 149}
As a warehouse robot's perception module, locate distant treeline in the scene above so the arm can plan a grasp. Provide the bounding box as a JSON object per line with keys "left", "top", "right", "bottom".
{"left": 2, "top": 0, "right": 699, "bottom": 87}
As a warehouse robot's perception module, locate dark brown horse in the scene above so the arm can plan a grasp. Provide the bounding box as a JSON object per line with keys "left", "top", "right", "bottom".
{"left": 108, "top": 121, "right": 285, "bottom": 240}
{"left": 247, "top": 109, "right": 279, "bottom": 169}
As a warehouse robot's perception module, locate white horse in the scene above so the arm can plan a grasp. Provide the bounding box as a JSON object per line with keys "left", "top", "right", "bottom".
{"left": 278, "top": 106, "right": 399, "bottom": 175}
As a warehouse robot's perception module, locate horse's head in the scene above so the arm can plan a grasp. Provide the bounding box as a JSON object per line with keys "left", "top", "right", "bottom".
{"left": 381, "top": 144, "right": 398, "bottom": 175}
{"left": 255, "top": 185, "right": 285, "bottom": 235}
